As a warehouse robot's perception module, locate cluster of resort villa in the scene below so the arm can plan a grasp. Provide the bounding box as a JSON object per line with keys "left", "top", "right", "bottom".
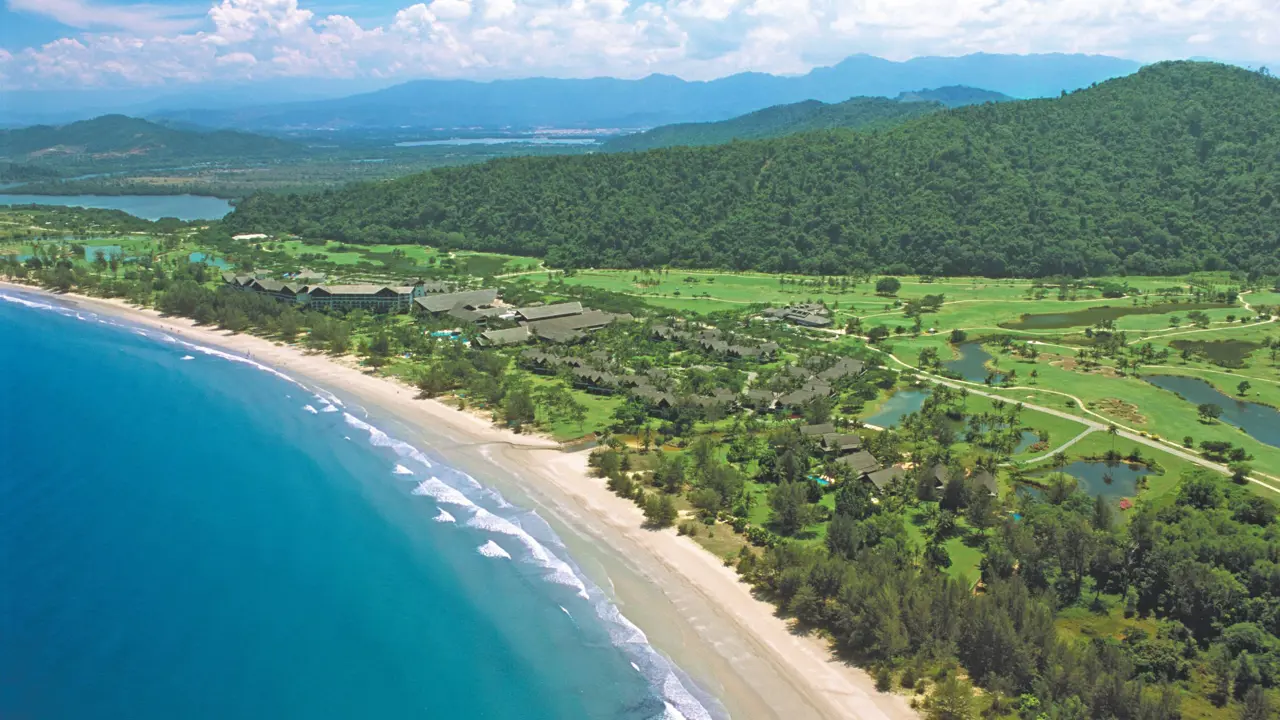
{"left": 223, "top": 272, "right": 631, "bottom": 346}
{"left": 760, "top": 302, "right": 834, "bottom": 328}
{"left": 793, "top": 422, "right": 1000, "bottom": 495}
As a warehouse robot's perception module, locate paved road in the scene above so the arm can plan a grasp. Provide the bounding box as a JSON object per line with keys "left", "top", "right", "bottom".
{"left": 1013, "top": 427, "right": 1097, "bottom": 465}
{"left": 866, "top": 345, "right": 1280, "bottom": 495}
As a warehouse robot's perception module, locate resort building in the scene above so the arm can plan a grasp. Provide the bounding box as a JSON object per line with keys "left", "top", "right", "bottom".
{"left": 475, "top": 308, "right": 632, "bottom": 347}
{"left": 224, "top": 273, "right": 430, "bottom": 313}
{"left": 762, "top": 303, "right": 833, "bottom": 328}
{"left": 514, "top": 302, "right": 583, "bottom": 322}
{"left": 835, "top": 450, "right": 881, "bottom": 476}
{"left": 866, "top": 466, "right": 906, "bottom": 492}
{"left": 413, "top": 289, "right": 500, "bottom": 316}
{"left": 820, "top": 433, "right": 863, "bottom": 456}
{"left": 304, "top": 284, "right": 423, "bottom": 312}
{"left": 651, "top": 324, "right": 779, "bottom": 362}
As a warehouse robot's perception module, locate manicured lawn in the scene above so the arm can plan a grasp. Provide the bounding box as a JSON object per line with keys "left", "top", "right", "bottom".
{"left": 522, "top": 373, "right": 622, "bottom": 441}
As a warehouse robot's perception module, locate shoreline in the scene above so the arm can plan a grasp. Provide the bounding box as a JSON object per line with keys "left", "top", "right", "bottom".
{"left": 2, "top": 281, "right": 916, "bottom": 720}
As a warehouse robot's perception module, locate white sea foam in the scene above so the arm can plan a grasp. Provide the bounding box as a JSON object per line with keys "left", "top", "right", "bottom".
{"left": 181, "top": 355, "right": 195, "bottom": 360}
{"left": 176, "top": 339, "right": 300, "bottom": 386}
{"left": 303, "top": 405, "right": 318, "bottom": 414}
{"left": 2, "top": 289, "right": 722, "bottom": 720}
{"left": 343, "top": 413, "right": 433, "bottom": 468}
{"left": 477, "top": 540, "right": 511, "bottom": 559}
{"left": 468, "top": 509, "right": 590, "bottom": 600}
{"left": 661, "top": 701, "right": 691, "bottom": 720}
{"left": 2, "top": 292, "right": 69, "bottom": 313}
{"left": 314, "top": 389, "right": 345, "bottom": 408}
{"left": 393, "top": 464, "right": 414, "bottom": 476}
{"left": 481, "top": 487, "right": 514, "bottom": 508}
{"left": 410, "top": 477, "right": 477, "bottom": 509}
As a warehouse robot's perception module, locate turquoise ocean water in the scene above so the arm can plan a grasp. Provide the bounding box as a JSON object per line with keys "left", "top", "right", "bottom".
{"left": 0, "top": 290, "right": 717, "bottom": 720}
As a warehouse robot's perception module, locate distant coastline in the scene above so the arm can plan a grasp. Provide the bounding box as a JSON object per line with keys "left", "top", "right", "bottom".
{"left": 1, "top": 280, "right": 918, "bottom": 720}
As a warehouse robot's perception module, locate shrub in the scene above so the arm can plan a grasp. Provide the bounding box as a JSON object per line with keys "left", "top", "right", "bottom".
{"left": 875, "top": 666, "right": 893, "bottom": 692}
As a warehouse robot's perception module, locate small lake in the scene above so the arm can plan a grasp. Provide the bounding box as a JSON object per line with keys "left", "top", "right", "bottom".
{"left": 1022, "top": 461, "right": 1150, "bottom": 504}
{"left": 863, "top": 389, "right": 930, "bottom": 428}
{"left": 946, "top": 342, "right": 1004, "bottom": 383}
{"left": 189, "top": 252, "right": 232, "bottom": 269}
{"left": 1001, "top": 302, "right": 1227, "bottom": 330}
{"left": 1142, "top": 374, "right": 1280, "bottom": 448}
{"left": 1013, "top": 430, "right": 1041, "bottom": 454}
{"left": 1169, "top": 339, "right": 1260, "bottom": 368}
{"left": 0, "top": 194, "right": 233, "bottom": 221}
{"left": 395, "top": 138, "right": 599, "bottom": 147}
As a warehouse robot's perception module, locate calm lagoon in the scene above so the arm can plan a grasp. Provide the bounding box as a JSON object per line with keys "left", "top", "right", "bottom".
{"left": 0, "top": 194, "right": 233, "bottom": 221}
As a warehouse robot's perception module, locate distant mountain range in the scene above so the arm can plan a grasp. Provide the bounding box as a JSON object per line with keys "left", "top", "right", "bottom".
{"left": 603, "top": 86, "right": 1011, "bottom": 152}
{"left": 148, "top": 53, "right": 1139, "bottom": 132}
{"left": 0, "top": 115, "right": 304, "bottom": 171}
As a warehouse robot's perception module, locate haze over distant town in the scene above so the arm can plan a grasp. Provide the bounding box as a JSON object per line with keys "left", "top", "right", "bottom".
{"left": 1, "top": 0, "right": 1276, "bottom": 95}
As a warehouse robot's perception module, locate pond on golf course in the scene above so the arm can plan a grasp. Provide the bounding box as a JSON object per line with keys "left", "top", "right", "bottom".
{"left": 1000, "top": 302, "right": 1228, "bottom": 331}
{"left": 1142, "top": 374, "right": 1280, "bottom": 449}
{"left": 1020, "top": 460, "right": 1151, "bottom": 505}
{"left": 945, "top": 342, "right": 1004, "bottom": 383}
{"left": 863, "top": 389, "right": 929, "bottom": 428}
{"left": 1168, "top": 339, "right": 1261, "bottom": 368}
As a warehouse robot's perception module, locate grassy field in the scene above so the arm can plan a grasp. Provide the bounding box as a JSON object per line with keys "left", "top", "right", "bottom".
{"left": 268, "top": 239, "right": 539, "bottom": 279}
{"left": 877, "top": 334, "right": 1280, "bottom": 489}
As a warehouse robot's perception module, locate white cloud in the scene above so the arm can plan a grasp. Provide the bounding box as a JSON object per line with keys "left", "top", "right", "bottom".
{"left": 430, "top": 0, "right": 473, "bottom": 21}
{"left": 2, "top": 0, "right": 1278, "bottom": 89}
{"left": 7, "top": 0, "right": 203, "bottom": 35}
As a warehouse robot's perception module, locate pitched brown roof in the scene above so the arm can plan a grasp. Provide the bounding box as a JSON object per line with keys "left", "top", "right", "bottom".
{"left": 866, "top": 466, "right": 905, "bottom": 491}
{"left": 529, "top": 311, "right": 630, "bottom": 342}
{"left": 800, "top": 423, "right": 836, "bottom": 436}
{"left": 836, "top": 451, "right": 881, "bottom": 476}
{"left": 477, "top": 326, "right": 532, "bottom": 346}
{"left": 822, "top": 433, "right": 862, "bottom": 453}
{"left": 818, "top": 358, "right": 865, "bottom": 382}
{"left": 971, "top": 469, "right": 998, "bottom": 496}
{"left": 415, "top": 289, "right": 498, "bottom": 313}
{"left": 516, "top": 302, "right": 583, "bottom": 322}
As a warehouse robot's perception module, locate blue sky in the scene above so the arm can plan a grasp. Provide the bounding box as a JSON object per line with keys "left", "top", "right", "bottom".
{"left": 1, "top": 0, "right": 1276, "bottom": 91}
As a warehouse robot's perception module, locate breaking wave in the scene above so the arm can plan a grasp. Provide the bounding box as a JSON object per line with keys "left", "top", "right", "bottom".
{"left": 2, "top": 287, "right": 720, "bottom": 720}
{"left": 477, "top": 540, "right": 511, "bottom": 559}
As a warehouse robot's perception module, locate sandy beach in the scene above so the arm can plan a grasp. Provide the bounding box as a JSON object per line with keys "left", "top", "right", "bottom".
{"left": 2, "top": 281, "right": 917, "bottom": 720}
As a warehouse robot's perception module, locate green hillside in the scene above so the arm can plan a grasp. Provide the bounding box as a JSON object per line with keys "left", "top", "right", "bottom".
{"left": 895, "top": 85, "right": 1012, "bottom": 107}
{"left": 227, "top": 62, "right": 1280, "bottom": 278}
{"left": 602, "top": 96, "right": 944, "bottom": 152}
{"left": 0, "top": 115, "right": 304, "bottom": 170}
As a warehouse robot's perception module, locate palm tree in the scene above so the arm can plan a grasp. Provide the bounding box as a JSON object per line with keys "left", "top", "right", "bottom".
{"left": 1053, "top": 451, "right": 1068, "bottom": 473}
{"left": 1107, "top": 424, "right": 1119, "bottom": 453}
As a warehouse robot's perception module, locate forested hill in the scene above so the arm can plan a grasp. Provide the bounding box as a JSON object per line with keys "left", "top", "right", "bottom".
{"left": 226, "top": 62, "right": 1280, "bottom": 278}
{"left": 601, "top": 97, "right": 946, "bottom": 152}
{"left": 0, "top": 115, "right": 303, "bottom": 170}
{"left": 895, "top": 86, "right": 1013, "bottom": 107}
